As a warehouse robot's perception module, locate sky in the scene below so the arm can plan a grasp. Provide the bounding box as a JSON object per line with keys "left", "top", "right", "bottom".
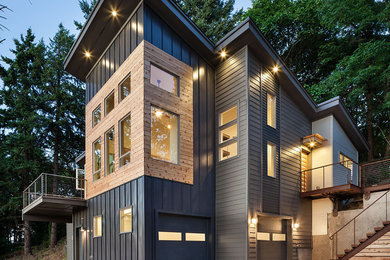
{"left": 0, "top": 0, "right": 252, "bottom": 62}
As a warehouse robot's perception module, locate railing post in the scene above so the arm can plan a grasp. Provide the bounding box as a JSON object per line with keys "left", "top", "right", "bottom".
{"left": 41, "top": 174, "right": 44, "bottom": 195}
{"left": 323, "top": 167, "right": 325, "bottom": 188}
{"left": 354, "top": 219, "right": 356, "bottom": 245}
{"left": 386, "top": 192, "right": 388, "bottom": 221}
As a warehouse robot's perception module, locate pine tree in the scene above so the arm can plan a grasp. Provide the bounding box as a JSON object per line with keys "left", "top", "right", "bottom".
{"left": 174, "top": 0, "right": 243, "bottom": 43}
{"left": 74, "top": 0, "right": 98, "bottom": 30}
{"left": 0, "top": 28, "right": 47, "bottom": 256}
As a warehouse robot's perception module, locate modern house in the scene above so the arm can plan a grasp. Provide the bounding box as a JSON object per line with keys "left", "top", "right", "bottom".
{"left": 21, "top": 0, "right": 390, "bottom": 259}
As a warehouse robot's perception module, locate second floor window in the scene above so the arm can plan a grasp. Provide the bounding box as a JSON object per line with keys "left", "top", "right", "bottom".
{"left": 340, "top": 153, "right": 353, "bottom": 170}
{"left": 151, "top": 106, "right": 179, "bottom": 164}
{"left": 267, "top": 93, "right": 276, "bottom": 128}
{"left": 219, "top": 105, "right": 238, "bottom": 161}
{"left": 150, "top": 64, "right": 178, "bottom": 95}
{"left": 267, "top": 142, "right": 276, "bottom": 177}
{"left": 119, "top": 74, "right": 131, "bottom": 102}
{"left": 119, "top": 115, "right": 131, "bottom": 167}
{"left": 93, "top": 138, "right": 101, "bottom": 181}
{"left": 105, "top": 91, "right": 114, "bottom": 115}
{"left": 105, "top": 128, "right": 115, "bottom": 175}
{"left": 93, "top": 106, "right": 101, "bottom": 127}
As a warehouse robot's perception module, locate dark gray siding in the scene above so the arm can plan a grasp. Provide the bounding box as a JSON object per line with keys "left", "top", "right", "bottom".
{"left": 73, "top": 177, "right": 145, "bottom": 260}
{"left": 85, "top": 4, "right": 144, "bottom": 103}
{"left": 215, "top": 46, "right": 248, "bottom": 260}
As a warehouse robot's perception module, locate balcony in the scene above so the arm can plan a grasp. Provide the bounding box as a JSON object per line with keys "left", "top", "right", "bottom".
{"left": 22, "top": 172, "right": 87, "bottom": 223}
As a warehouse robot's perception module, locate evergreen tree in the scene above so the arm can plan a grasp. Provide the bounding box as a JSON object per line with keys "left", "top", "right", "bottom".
{"left": 74, "top": 0, "right": 98, "bottom": 30}
{"left": 0, "top": 28, "right": 48, "bottom": 256}
{"left": 174, "top": 0, "right": 243, "bottom": 43}
{"left": 42, "top": 24, "right": 85, "bottom": 248}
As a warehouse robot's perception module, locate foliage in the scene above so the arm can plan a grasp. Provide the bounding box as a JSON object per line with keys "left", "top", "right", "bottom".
{"left": 74, "top": 0, "right": 98, "bottom": 30}
{"left": 174, "top": 0, "right": 243, "bottom": 43}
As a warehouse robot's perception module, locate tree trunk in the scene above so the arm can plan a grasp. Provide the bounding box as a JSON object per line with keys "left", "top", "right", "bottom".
{"left": 24, "top": 220, "right": 32, "bottom": 256}
{"left": 366, "top": 90, "right": 374, "bottom": 161}
{"left": 50, "top": 222, "right": 57, "bottom": 249}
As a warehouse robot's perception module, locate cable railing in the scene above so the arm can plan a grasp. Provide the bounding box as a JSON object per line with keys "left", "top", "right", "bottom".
{"left": 23, "top": 172, "right": 86, "bottom": 208}
{"left": 361, "top": 158, "right": 390, "bottom": 188}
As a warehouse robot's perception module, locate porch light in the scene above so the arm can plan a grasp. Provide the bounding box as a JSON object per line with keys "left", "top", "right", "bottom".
{"left": 302, "top": 133, "right": 327, "bottom": 149}
{"left": 292, "top": 223, "right": 299, "bottom": 231}
{"left": 251, "top": 218, "right": 258, "bottom": 225}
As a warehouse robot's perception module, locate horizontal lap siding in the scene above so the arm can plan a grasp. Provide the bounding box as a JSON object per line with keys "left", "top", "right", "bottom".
{"left": 215, "top": 46, "right": 248, "bottom": 260}
{"left": 280, "top": 88, "right": 312, "bottom": 252}
{"left": 143, "top": 5, "right": 215, "bottom": 260}
{"left": 73, "top": 177, "right": 144, "bottom": 260}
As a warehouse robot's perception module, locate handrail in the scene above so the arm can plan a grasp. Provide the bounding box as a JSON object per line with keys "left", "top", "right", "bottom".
{"left": 329, "top": 188, "right": 390, "bottom": 239}
{"left": 23, "top": 173, "right": 85, "bottom": 193}
{"left": 299, "top": 160, "right": 357, "bottom": 174}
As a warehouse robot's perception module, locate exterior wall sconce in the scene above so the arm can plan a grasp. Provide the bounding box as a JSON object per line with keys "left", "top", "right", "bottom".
{"left": 292, "top": 223, "right": 299, "bottom": 231}
{"left": 302, "top": 133, "right": 327, "bottom": 149}
{"left": 249, "top": 217, "right": 258, "bottom": 227}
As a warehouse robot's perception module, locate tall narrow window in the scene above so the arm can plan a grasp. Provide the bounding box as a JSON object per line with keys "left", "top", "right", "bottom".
{"left": 93, "top": 215, "right": 102, "bottom": 237}
{"left": 219, "top": 105, "right": 238, "bottom": 161}
{"left": 105, "top": 91, "right": 114, "bottom": 115}
{"left": 151, "top": 106, "right": 179, "bottom": 164}
{"left": 150, "top": 64, "right": 178, "bottom": 95}
{"left": 93, "top": 106, "right": 101, "bottom": 127}
{"left": 340, "top": 153, "right": 353, "bottom": 170}
{"left": 267, "top": 93, "right": 276, "bottom": 128}
{"left": 119, "top": 74, "right": 131, "bottom": 102}
{"left": 267, "top": 142, "right": 276, "bottom": 177}
{"left": 119, "top": 115, "right": 131, "bottom": 167}
{"left": 105, "top": 128, "right": 115, "bottom": 175}
{"left": 120, "top": 207, "right": 132, "bottom": 233}
{"left": 93, "top": 139, "right": 101, "bottom": 181}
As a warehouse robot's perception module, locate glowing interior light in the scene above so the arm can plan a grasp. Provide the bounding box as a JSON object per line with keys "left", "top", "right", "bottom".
{"left": 273, "top": 66, "right": 279, "bottom": 73}
{"left": 112, "top": 10, "right": 117, "bottom": 17}
{"left": 85, "top": 51, "right": 91, "bottom": 58}
{"left": 155, "top": 110, "right": 163, "bottom": 117}
{"left": 167, "top": 124, "right": 171, "bottom": 129}
{"left": 220, "top": 50, "right": 227, "bottom": 58}
{"left": 309, "top": 142, "right": 315, "bottom": 147}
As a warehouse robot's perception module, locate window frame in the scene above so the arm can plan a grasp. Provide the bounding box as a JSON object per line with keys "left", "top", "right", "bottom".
{"left": 150, "top": 63, "right": 180, "bottom": 96}
{"left": 119, "top": 206, "right": 133, "bottom": 234}
{"left": 118, "top": 73, "right": 131, "bottom": 103}
{"left": 105, "top": 127, "right": 115, "bottom": 176}
{"left": 218, "top": 104, "right": 239, "bottom": 162}
{"left": 93, "top": 215, "right": 102, "bottom": 238}
{"left": 339, "top": 152, "right": 353, "bottom": 170}
{"left": 267, "top": 142, "right": 276, "bottom": 178}
{"left": 267, "top": 92, "right": 276, "bottom": 128}
{"left": 119, "top": 113, "right": 131, "bottom": 168}
{"left": 104, "top": 90, "right": 115, "bottom": 116}
{"left": 92, "top": 138, "right": 102, "bottom": 182}
{"left": 92, "top": 105, "right": 101, "bottom": 128}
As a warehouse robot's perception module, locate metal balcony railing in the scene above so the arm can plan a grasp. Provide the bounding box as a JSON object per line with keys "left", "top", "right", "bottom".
{"left": 23, "top": 172, "right": 86, "bottom": 209}
{"left": 361, "top": 158, "right": 390, "bottom": 188}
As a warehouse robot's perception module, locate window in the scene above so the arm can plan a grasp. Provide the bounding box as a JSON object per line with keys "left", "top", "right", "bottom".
{"left": 272, "top": 233, "right": 286, "bottom": 241}
{"left": 150, "top": 64, "right": 178, "bottom": 95}
{"left": 267, "top": 93, "right": 276, "bottom": 128}
{"left": 93, "top": 106, "right": 101, "bottom": 127}
{"left": 158, "top": 232, "right": 182, "bottom": 241}
{"left": 151, "top": 106, "right": 179, "bottom": 164}
{"left": 93, "top": 215, "right": 102, "bottom": 237}
{"left": 185, "top": 233, "right": 206, "bottom": 241}
{"left": 267, "top": 142, "right": 276, "bottom": 177}
{"left": 105, "top": 91, "right": 114, "bottom": 115}
{"left": 219, "top": 105, "right": 238, "bottom": 161}
{"left": 120, "top": 207, "right": 132, "bottom": 233}
{"left": 340, "top": 153, "right": 353, "bottom": 170}
{"left": 93, "top": 139, "right": 101, "bottom": 181}
{"left": 119, "top": 74, "right": 131, "bottom": 102}
{"left": 119, "top": 115, "right": 131, "bottom": 167}
{"left": 105, "top": 128, "right": 115, "bottom": 175}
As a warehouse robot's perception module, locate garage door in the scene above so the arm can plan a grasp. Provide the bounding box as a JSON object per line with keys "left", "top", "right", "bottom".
{"left": 156, "top": 213, "right": 209, "bottom": 260}
{"left": 257, "top": 217, "right": 288, "bottom": 260}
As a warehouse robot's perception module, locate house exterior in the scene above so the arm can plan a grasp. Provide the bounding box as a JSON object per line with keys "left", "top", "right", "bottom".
{"left": 22, "top": 0, "right": 390, "bottom": 259}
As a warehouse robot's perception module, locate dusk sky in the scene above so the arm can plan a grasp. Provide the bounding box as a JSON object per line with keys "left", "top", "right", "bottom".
{"left": 0, "top": 0, "right": 252, "bottom": 64}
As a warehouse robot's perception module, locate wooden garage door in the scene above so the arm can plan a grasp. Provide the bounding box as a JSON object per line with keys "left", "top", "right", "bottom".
{"left": 156, "top": 213, "right": 209, "bottom": 260}
{"left": 257, "top": 217, "right": 287, "bottom": 260}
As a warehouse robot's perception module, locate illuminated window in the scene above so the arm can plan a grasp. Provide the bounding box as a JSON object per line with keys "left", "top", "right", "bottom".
{"left": 150, "top": 65, "right": 178, "bottom": 95}
{"left": 158, "top": 231, "right": 182, "bottom": 241}
{"left": 267, "top": 93, "right": 276, "bottom": 128}
{"left": 257, "top": 232, "right": 270, "bottom": 241}
{"left": 105, "top": 128, "right": 115, "bottom": 175}
{"left": 120, "top": 207, "right": 132, "bottom": 233}
{"left": 93, "top": 139, "right": 101, "bottom": 181}
{"left": 219, "top": 105, "right": 238, "bottom": 161}
{"left": 93, "top": 215, "right": 102, "bottom": 237}
{"left": 92, "top": 106, "right": 101, "bottom": 127}
{"left": 105, "top": 91, "right": 114, "bottom": 115}
{"left": 151, "top": 106, "right": 178, "bottom": 164}
{"left": 185, "top": 233, "right": 206, "bottom": 241}
{"left": 267, "top": 142, "right": 276, "bottom": 177}
{"left": 340, "top": 153, "right": 353, "bottom": 170}
{"left": 119, "top": 74, "right": 131, "bottom": 102}
{"left": 272, "top": 233, "right": 286, "bottom": 241}
{"left": 119, "top": 114, "right": 131, "bottom": 167}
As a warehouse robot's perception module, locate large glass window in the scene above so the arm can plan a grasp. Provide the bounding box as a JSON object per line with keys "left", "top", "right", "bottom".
{"left": 267, "top": 93, "right": 276, "bottom": 128}
{"left": 93, "top": 139, "right": 101, "bottom": 181}
{"left": 150, "top": 64, "right": 178, "bottom": 95}
{"left": 119, "top": 115, "right": 131, "bottom": 167}
{"left": 93, "top": 215, "right": 102, "bottom": 237}
{"left": 267, "top": 142, "right": 276, "bottom": 177}
{"left": 105, "top": 128, "right": 115, "bottom": 175}
{"left": 120, "top": 207, "right": 132, "bottom": 233}
{"left": 105, "top": 91, "right": 114, "bottom": 115}
{"left": 219, "top": 105, "right": 238, "bottom": 161}
{"left": 151, "top": 106, "right": 179, "bottom": 164}
{"left": 93, "top": 106, "right": 101, "bottom": 127}
{"left": 119, "top": 74, "right": 131, "bottom": 102}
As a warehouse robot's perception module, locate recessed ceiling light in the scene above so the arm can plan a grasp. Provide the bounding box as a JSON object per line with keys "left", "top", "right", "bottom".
{"left": 112, "top": 10, "right": 117, "bottom": 17}
{"left": 272, "top": 66, "right": 279, "bottom": 73}
{"left": 220, "top": 50, "right": 227, "bottom": 58}
{"left": 85, "top": 51, "right": 91, "bottom": 58}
